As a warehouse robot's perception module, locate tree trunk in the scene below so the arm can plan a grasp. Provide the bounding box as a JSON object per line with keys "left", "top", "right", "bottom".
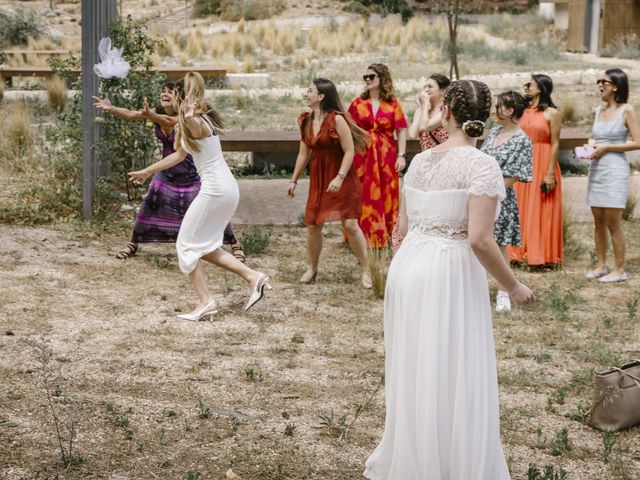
{"left": 448, "top": 0, "right": 460, "bottom": 80}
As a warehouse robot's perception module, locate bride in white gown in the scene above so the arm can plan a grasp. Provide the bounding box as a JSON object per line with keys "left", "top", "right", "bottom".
{"left": 364, "top": 80, "right": 535, "bottom": 480}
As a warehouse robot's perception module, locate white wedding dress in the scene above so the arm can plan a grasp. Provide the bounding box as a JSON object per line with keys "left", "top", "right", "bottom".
{"left": 364, "top": 146, "right": 509, "bottom": 480}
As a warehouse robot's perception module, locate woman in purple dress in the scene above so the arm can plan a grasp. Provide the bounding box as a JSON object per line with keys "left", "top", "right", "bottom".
{"left": 93, "top": 82, "right": 245, "bottom": 261}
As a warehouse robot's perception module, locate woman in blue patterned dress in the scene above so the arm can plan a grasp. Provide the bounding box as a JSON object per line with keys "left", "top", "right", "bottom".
{"left": 585, "top": 68, "right": 640, "bottom": 283}
{"left": 481, "top": 91, "right": 532, "bottom": 312}
{"left": 93, "top": 83, "right": 245, "bottom": 262}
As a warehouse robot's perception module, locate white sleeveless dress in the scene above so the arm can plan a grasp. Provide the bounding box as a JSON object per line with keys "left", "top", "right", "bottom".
{"left": 364, "top": 146, "right": 509, "bottom": 480}
{"left": 587, "top": 104, "right": 630, "bottom": 209}
{"left": 176, "top": 116, "right": 239, "bottom": 274}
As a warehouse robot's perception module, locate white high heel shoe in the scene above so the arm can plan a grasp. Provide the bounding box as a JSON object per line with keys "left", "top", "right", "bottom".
{"left": 244, "top": 274, "right": 272, "bottom": 311}
{"left": 177, "top": 299, "right": 218, "bottom": 321}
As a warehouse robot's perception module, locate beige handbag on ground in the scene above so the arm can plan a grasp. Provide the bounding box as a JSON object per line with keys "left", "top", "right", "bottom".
{"left": 589, "top": 359, "right": 640, "bottom": 432}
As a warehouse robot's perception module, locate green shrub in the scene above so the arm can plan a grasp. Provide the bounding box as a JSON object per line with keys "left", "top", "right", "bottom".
{"left": 2, "top": 17, "right": 163, "bottom": 226}
{"left": 193, "top": 0, "right": 221, "bottom": 17}
{"left": 343, "top": 1, "right": 371, "bottom": 16}
{"left": 0, "top": 8, "right": 44, "bottom": 47}
{"left": 240, "top": 226, "right": 271, "bottom": 255}
{"left": 219, "top": 0, "right": 286, "bottom": 21}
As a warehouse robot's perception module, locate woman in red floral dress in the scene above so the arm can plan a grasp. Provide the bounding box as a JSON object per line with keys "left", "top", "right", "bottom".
{"left": 348, "top": 63, "right": 408, "bottom": 248}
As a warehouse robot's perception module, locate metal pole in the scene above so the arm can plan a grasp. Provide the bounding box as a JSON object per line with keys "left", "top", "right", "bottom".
{"left": 82, "top": 0, "right": 118, "bottom": 220}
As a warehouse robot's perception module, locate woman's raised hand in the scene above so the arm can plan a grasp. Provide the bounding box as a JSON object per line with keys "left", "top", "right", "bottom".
{"left": 141, "top": 97, "right": 151, "bottom": 117}
{"left": 92, "top": 95, "right": 113, "bottom": 112}
{"left": 183, "top": 99, "right": 197, "bottom": 118}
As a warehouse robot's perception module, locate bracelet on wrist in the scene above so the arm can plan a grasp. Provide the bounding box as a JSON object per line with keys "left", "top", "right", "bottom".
{"left": 337, "top": 172, "right": 346, "bottom": 179}
{"left": 289, "top": 180, "right": 297, "bottom": 184}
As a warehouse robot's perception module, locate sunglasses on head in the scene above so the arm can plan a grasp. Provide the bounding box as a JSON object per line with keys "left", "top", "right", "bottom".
{"left": 596, "top": 79, "right": 612, "bottom": 85}
{"left": 362, "top": 73, "right": 377, "bottom": 82}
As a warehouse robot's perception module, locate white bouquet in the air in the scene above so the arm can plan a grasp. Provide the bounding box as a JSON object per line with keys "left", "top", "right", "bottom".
{"left": 93, "top": 37, "right": 130, "bottom": 79}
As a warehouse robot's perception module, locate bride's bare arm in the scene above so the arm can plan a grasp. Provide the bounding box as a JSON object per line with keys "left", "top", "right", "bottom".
{"left": 468, "top": 195, "right": 534, "bottom": 305}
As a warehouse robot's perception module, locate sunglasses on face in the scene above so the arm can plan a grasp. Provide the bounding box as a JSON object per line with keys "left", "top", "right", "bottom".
{"left": 362, "top": 74, "right": 377, "bottom": 82}
{"left": 596, "top": 79, "right": 612, "bottom": 86}
{"left": 523, "top": 82, "right": 534, "bottom": 89}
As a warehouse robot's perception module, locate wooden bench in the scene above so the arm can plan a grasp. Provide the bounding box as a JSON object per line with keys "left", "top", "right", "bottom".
{"left": 0, "top": 66, "right": 226, "bottom": 86}
{"left": 3, "top": 49, "right": 68, "bottom": 61}
{"left": 220, "top": 129, "right": 588, "bottom": 153}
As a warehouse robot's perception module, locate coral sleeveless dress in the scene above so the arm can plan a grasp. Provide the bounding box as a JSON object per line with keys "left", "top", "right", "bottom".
{"left": 299, "top": 111, "right": 361, "bottom": 224}
{"left": 509, "top": 108, "right": 563, "bottom": 266}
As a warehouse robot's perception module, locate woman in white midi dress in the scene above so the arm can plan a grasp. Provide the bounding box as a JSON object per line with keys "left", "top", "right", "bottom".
{"left": 130, "top": 72, "right": 271, "bottom": 320}
{"left": 584, "top": 68, "right": 640, "bottom": 283}
{"left": 364, "top": 80, "right": 535, "bottom": 480}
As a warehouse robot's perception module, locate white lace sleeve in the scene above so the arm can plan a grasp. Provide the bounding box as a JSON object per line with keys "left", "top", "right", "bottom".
{"left": 467, "top": 152, "right": 506, "bottom": 200}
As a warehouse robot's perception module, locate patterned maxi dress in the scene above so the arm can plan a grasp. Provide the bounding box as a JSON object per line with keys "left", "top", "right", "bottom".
{"left": 509, "top": 108, "right": 563, "bottom": 265}
{"left": 480, "top": 126, "right": 532, "bottom": 246}
{"left": 131, "top": 124, "right": 200, "bottom": 243}
{"left": 299, "top": 111, "right": 361, "bottom": 224}
{"left": 131, "top": 124, "right": 237, "bottom": 245}
{"left": 348, "top": 97, "right": 408, "bottom": 248}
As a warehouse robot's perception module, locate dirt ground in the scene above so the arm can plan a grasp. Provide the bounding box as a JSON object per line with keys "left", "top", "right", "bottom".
{"left": 1, "top": 213, "right": 640, "bottom": 479}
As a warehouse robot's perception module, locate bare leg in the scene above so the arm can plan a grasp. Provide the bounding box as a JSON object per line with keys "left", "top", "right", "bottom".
{"left": 604, "top": 207, "right": 626, "bottom": 274}
{"left": 301, "top": 224, "right": 323, "bottom": 282}
{"left": 201, "top": 248, "right": 262, "bottom": 288}
{"left": 591, "top": 207, "right": 608, "bottom": 270}
{"left": 188, "top": 260, "right": 215, "bottom": 307}
{"left": 343, "top": 219, "right": 371, "bottom": 287}
{"left": 499, "top": 246, "right": 510, "bottom": 268}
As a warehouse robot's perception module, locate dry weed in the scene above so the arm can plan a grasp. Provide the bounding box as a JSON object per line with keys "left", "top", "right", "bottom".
{"left": 45, "top": 75, "right": 66, "bottom": 111}
{"left": 6, "top": 102, "right": 34, "bottom": 153}
{"left": 0, "top": 80, "right": 4, "bottom": 104}
{"left": 623, "top": 187, "right": 639, "bottom": 221}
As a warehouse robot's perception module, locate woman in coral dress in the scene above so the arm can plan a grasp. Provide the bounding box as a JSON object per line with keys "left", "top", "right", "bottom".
{"left": 288, "top": 78, "right": 372, "bottom": 287}
{"left": 509, "top": 74, "right": 563, "bottom": 266}
{"left": 348, "top": 63, "right": 408, "bottom": 248}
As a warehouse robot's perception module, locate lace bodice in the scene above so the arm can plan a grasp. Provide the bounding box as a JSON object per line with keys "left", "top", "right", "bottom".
{"left": 403, "top": 146, "right": 505, "bottom": 240}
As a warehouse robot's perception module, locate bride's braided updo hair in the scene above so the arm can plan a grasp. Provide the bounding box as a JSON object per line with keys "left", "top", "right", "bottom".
{"left": 443, "top": 79, "right": 492, "bottom": 138}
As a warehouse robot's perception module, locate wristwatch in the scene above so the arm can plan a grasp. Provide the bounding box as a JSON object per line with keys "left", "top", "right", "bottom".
{"left": 338, "top": 172, "right": 347, "bottom": 179}
{"left": 397, "top": 152, "right": 406, "bottom": 158}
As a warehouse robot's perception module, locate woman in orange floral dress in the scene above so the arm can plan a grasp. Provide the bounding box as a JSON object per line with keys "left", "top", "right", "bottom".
{"left": 348, "top": 63, "right": 408, "bottom": 248}
{"left": 509, "top": 74, "right": 563, "bottom": 266}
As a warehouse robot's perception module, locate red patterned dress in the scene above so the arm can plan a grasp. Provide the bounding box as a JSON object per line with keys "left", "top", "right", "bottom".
{"left": 348, "top": 96, "right": 408, "bottom": 248}
{"left": 298, "top": 111, "right": 361, "bottom": 224}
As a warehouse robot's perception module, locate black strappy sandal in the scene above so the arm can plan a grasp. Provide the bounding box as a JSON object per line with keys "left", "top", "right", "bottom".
{"left": 116, "top": 242, "right": 138, "bottom": 259}
{"left": 231, "top": 243, "right": 246, "bottom": 263}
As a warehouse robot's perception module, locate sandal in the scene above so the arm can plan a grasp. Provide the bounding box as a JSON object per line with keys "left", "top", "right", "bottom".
{"left": 116, "top": 242, "right": 138, "bottom": 259}
{"left": 231, "top": 243, "right": 246, "bottom": 263}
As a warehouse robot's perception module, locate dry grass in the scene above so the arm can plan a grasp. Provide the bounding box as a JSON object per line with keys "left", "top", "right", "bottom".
{"left": 0, "top": 80, "right": 4, "bottom": 104}
{"left": 5, "top": 101, "right": 33, "bottom": 154}
{"left": 623, "top": 186, "right": 639, "bottom": 221}
{"left": 45, "top": 75, "right": 66, "bottom": 111}
{"left": 0, "top": 218, "right": 639, "bottom": 479}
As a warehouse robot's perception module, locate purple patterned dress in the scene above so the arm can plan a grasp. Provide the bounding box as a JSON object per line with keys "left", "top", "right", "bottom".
{"left": 131, "top": 124, "right": 236, "bottom": 244}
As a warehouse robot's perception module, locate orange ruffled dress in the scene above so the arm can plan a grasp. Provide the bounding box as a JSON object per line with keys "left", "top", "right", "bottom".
{"left": 299, "top": 111, "right": 361, "bottom": 225}
{"left": 509, "top": 107, "right": 563, "bottom": 266}
{"left": 348, "top": 96, "right": 408, "bottom": 248}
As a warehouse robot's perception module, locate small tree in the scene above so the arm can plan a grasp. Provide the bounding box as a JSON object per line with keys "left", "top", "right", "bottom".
{"left": 447, "top": 0, "right": 460, "bottom": 80}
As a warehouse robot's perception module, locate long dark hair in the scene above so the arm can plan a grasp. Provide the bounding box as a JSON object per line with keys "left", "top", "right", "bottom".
{"left": 360, "top": 63, "right": 395, "bottom": 102}
{"left": 496, "top": 90, "right": 527, "bottom": 123}
{"left": 529, "top": 73, "right": 557, "bottom": 111}
{"left": 429, "top": 73, "right": 451, "bottom": 90}
{"left": 605, "top": 68, "right": 629, "bottom": 104}
{"left": 306, "top": 78, "right": 369, "bottom": 153}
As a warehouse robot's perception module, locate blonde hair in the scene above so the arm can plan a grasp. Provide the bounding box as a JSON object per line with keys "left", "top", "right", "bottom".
{"left": 174, "top": 72, "right": 226, "bottom": 153}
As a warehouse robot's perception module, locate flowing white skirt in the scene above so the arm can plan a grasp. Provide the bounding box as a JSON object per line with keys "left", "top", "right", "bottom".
{"left": 364, "top": 231, "right": 511, "bottom": 480}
